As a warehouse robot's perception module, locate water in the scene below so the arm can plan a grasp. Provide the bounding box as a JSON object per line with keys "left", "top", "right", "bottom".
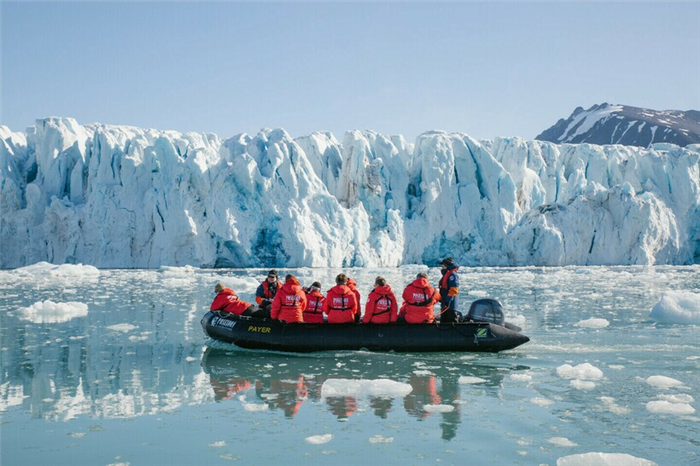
{"left": 1, "top": 265, "right": 698, "bottom": 466}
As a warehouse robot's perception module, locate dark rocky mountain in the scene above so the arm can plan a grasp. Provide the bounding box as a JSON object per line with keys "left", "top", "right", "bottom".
{"left": 536, "top": 103, "right": 700, "bottom": 147}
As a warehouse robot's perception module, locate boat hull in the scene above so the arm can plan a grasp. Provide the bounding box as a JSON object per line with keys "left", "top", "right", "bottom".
{"left": 201, "top": 311, "right": 529, "bottom": 353}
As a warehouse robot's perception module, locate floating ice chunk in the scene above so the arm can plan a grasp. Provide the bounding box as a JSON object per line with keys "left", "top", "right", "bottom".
{"left": 209, "top": 441, "right": 227, "bottom": 448}
{"left": 571, "top": 380, "right": 596, "bottom": 390}
{"left": 458, "top": 376, "right": 487, "bottom": 384}
{"left": 575, "top": 318, "right": 609, "bottom": 328}
{"left": 645, "top": 375, "right": 685, "bottom": 389}
{"left": 658, "top": 394, "right": 694, "bottom": 404}
{"left": 305, "top": 434, "right": 333, "bottom": 445}
{"left": 106, "top": 324, "right": 138, "bottom": 333}
{"left": 413, "top": 370, "right": 433, "bottom": 376}
{"left": 557, "top": 363, "right": 604, "bottom": 380}
{"left": 243, "top": 403, "right": 268, "bottom": 412}
{"left": 17, "top": 300, "right": 88, "bottom": 323}
{"left": 600, "top": 397, "right": 631, "bottom": 415}
{"left": 645, "top": 400, "right": 695, "bottom": 415}
{"left": 321, "top": 379, "right": 412, "bottom": 397}
{"left": 548, "top": 437, "right": 578, "bottom": 447}
{"left": 423, "top": 404, "right": 455, "bottom": 413}
{"left": 608, "top": 365, "right": 625, "bottom": 370}
{"left": 557, "top": 452, "right": 658, "bottom": 466}
{"left": 510, "top": 373, "right": 532, "bottom": 382}
{"left": 368, "top": 435, "right": 394, "bottom": 444}
{"left": 469, "top": 290, "right": 489, "bottom": 298}
{"left": 15, "top": 262, "right": 100, "bottom": 281}
{"left": 530, "top": 397, "right": 554, "bottom": 407}
{"left": 649, "top": 291, "right": 700, "bottom": 324}
{"left": 185, "top": 357, "right": 197, "bottom": 363}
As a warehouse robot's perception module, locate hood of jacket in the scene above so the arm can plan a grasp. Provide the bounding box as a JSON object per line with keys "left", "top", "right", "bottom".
{"left": 410, "top": 277, "right": 431, "bottom": 289}
{"left": 281, "top": 277, "right": 302, "bottom": 294}
{"left": 371, "top": 285, "right": 393, "bottom": 296}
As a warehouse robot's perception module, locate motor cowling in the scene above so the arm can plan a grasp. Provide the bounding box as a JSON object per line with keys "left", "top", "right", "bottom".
{"left": 466, "top": 299, "right": 505, "bottom": 326}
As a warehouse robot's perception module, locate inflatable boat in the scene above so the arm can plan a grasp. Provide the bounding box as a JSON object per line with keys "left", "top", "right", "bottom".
{"left": 201, "top": 299, "right": 529, "bottom": 353}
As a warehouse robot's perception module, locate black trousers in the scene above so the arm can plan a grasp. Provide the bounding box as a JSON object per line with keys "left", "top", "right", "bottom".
{"left": 242, "top": 305, "right": 271, "bottom": 319}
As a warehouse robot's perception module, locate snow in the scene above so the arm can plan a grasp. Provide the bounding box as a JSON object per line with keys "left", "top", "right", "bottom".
{"left": 556, "top": 452, "right": 658, "bottom": 466}
{"left": 17, "top": 300, "right": 88, "bottom": 323}
{"left": 321, "top": 378, "right": 413, "bottom": 397}
{"left": 1, "top": 117, "right": 698, "bottom": 268}
{"left": 649, "top": 291, "right": 700, "bottom": 324}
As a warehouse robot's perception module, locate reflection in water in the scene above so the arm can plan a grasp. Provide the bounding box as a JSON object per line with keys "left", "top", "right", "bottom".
{"left": 200, "top": 347, "right": 519, "bottom": 439}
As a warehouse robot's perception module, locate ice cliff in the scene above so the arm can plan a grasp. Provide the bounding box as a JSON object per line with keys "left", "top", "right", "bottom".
{"left": 1, "top": 117, "right": 698, "bottom": 268}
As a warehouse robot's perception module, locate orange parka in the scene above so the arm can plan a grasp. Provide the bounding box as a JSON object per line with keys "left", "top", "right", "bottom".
{"left": 303, "top": 288, "right": 326, "bottom": 324}
{"left": 271, "top": 277, "right": 307, "bottom": 323}
{"left": 210, "top": 288, "right": 251, "bottom": 315}
{"left": 400, "top": 277, "right": 440, "bottom": 324}
{"left": 322, "top": 284, "right": 358, "bottom": 324}
{"left": 363, "top": 285, "right": 398, "bottom": 324}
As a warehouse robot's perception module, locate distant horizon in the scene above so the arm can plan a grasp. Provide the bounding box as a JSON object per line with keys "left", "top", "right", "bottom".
{"left": 2, "top": 2, "right": 699, "bottom": 142}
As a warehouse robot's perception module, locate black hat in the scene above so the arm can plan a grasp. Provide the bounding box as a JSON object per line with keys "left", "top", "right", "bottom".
{"left": 311, "top": 281, "right": 322, "bottom": 288}
{"left": 267, "top": 269, "right": 278, "bottom": 277}
{"left": 440, "top": 257, "right": 456, "bottom": 267}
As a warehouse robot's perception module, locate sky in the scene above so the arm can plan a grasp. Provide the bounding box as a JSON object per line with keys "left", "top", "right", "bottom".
{"left": 1, "top": 2, "right": 699, "bottom": 143}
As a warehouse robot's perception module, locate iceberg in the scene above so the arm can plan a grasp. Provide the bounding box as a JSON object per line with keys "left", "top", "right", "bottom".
{"left": 1, "top": 117, "right": 698, "bottom": 268}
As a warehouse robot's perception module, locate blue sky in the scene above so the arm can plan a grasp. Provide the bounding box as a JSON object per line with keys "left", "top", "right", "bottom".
{"left": 2, "top": 2, "right": 699, "bottom": 142}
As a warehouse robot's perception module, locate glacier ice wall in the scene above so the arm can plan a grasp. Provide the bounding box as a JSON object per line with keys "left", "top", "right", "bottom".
{"left": 1, "top": 118, "right": 698, "bottom": 268}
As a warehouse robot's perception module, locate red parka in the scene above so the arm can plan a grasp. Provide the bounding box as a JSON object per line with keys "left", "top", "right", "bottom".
{"left": 303, "top": 289, "right": 326, "bottom": 324}
{"left": 347, "top": 278, "right": 361, "bottom": 312}
{"left": 323, "top": 284, "right": 358, "bottom": 324}
{"left": 210, "top": 288, "right": 251, "bottom": 315}
{"left": 271, "top": 277, "right": 307, "bottom": 323}
{"left": 400, "top": 277, "right": 440, "bottom": 323}
{"left": 363, "top": 285, "right": 398, "bottom": 324}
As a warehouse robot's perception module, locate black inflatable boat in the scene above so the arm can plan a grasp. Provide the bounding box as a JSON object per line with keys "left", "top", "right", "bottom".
{"left": 201, "top": 299, "right": 529, "bottom": 353}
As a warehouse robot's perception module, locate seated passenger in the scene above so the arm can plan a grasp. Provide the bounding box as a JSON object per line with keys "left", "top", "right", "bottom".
{"left": 271, "top": 274, "right": 307, "bottom": 323}
{"left": 211, "top": 283, "right": 270, "bottom": 318}
{"left": 346, "top": 277, "right": 362, "bottom": 323}
{"left": 399, "top": 272, "right": 440, "bottom": 324}
{"left": 255, "top": 269, "right": 280, "bottom": 313}
{"left": 363, "top": 276, "right": 398, "bottom": 324}
{"left": 303, "top": 281, "right": 326, "bottom": 324}
{"left": 323, "top": 274, "right": 358, "bottom": 324}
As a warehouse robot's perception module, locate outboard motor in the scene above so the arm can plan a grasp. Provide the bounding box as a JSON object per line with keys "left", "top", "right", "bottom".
{"left": 466, "top": 299, "right": 505, "bottom": 326}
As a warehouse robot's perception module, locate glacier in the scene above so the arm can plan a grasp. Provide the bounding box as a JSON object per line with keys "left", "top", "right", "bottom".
{"left": 1, "top": 117, "right": 698, "bottom": 268}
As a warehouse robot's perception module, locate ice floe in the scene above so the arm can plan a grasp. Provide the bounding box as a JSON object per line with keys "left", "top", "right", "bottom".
{"left": 305, "top": 434, "right": 333, "bottom": 445}
{"left": 557, "top": 452, "right": 657, "bottom": 465}
{"left": 649, "top": 291, "right": 700, "bottom": 325}
{"left": 17, "top": 300, "right": 88, "bottom": 323}
{"left": 575, "top": 318, "right": 610, "bottom": 328}
{"left": 557, "top": 363, "right": 604, "bottom": 380}
{"left": 321, "top": 379, "right": 412, "bottom": 397}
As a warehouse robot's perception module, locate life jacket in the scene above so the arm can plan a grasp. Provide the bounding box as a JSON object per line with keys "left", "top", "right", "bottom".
{"left": 439, "top": 266, "right": 459, "bottom": 290}
{"left": 303, "top": 289, "right": 325, "bottom": 324}
{"left": 256, "top": 280, "right": 278, "bottom": 305}
{"left": 210, "top": 288, "right": 251, "bottom": 316}
{"left": 270, "top": 278, "right": 306, "bottom": 323}
{"left": 323, "top": 285, "right": 358, "bottom": 324}
{"left": 363, "top": 285, "right": 398, "bottom": 324}
{"left": 401, "top": 278, "right": 440, "bottom": 324}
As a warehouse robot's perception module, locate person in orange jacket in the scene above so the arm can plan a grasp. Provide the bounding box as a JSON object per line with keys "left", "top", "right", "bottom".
{"left": 211, "top": 283, "right": 270, "bottom": 318}
{"left": 271, "top": 274, "right": 307, "bottom": 323}
{"left": 346, "top": 277, "right": 362, "bottom": 323}
{"left": 303, "top": 281, "right": 326, "bottom": 324}
{"left": 323, "top": 274, "right": 358, "bottom": 324}
{"left": 399, "top": 272, "right": 440, "bottom": 323}
{"left": 363, "top": 276, "right": 398, "bottom": 324}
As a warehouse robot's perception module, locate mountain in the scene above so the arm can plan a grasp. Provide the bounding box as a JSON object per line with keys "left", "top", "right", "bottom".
{"left": 1, "top": 118, "right": 699, "bottom": 268}
{"left": 536, "top": 103, "right": 700, "bottom": 147}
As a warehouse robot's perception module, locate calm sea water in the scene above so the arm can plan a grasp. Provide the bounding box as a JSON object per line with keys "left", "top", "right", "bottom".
{"left": 1, "top": 265, "right": 698, "bottom": 466}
